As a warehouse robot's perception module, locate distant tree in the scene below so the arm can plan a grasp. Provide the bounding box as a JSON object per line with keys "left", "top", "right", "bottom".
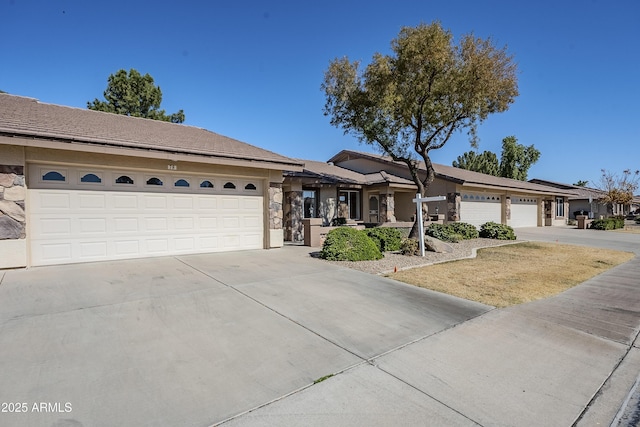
{"left": 573, "top": 180, "right": 589, "bottom": 187}
{"left": 452, "top": 150, "right": 500, "bottom": 176}
{"left": 88, "top": 68, "right": 185, "bottom": 123}
{"left": 597, "top": 169, "right": 639, "bottom": 214}
{"left": 453, "top": 136, "right": 539, "bottom": 180}
{"left": 498, "top": 136, "right": 540, "bottom": 180}
{"left": 322, "top": 22, "right": 518, "bottom": 237}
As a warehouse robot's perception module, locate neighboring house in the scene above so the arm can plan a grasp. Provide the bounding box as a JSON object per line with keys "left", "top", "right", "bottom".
{"left": 0, "top": 94, "right": 303, "bottom": 268}
{"left": 283, "top": 150, "right": 574, "bottom": 242}
{"left": 529, "top": 179, "right": 628, "bottom": 219}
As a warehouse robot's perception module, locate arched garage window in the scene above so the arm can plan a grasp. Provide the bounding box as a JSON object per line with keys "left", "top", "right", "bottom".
{"left": 200, "top": 180, "right": 214, "bottom": 188}
{"left": 115, "top": 175, "right": 134, "bottom": 184}
{"left": 42, "top": 171, "right": 66, "bottom": 181}
{"left": 80, "top": 173, "right": 102, "bottom": 183}
{"left": 244, "top": 183, "right": 257, "bottom": 190}
{"left": 146, "top": 177, "right": 163, "bottom": 186}
{"left": 174, "top": 179, "right": 190, "bottom": 187}
{"left": 223, "top": 182, "right": 236, "bottom": 189}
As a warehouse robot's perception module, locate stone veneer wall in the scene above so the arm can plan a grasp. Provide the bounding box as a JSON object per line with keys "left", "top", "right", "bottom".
{"left": 269, "top": 183, "right": 283, "bottom": 230}
{"left": 284, "top": 191, "right": 303, "bottom": 242}
{"left": 379, "top": 193, "right": 396, "bottom": 222}
{"left": 0, "top": 165, "right": 26, "bottom": 241}
{"left": 447, "top": 192, "right": 460, "bottom": 222}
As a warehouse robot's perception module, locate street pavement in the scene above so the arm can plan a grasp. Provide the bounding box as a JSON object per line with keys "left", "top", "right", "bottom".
{"left": 0, "top": 226, "right": 638, "bottom": 426}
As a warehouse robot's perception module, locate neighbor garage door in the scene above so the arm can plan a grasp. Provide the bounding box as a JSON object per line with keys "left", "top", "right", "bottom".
{"left": 460, "top": 193, "right": 502, "bottom": 228}
{"left": 510, "top": 197, "right": 538, "bottom": 228}
{"left": 28, "top": 165, "right": 264, "bottom": 266}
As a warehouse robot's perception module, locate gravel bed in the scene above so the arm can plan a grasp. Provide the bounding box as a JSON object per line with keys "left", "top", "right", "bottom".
{"left": 320, "top": 238, "right": 513, "bottom": 275}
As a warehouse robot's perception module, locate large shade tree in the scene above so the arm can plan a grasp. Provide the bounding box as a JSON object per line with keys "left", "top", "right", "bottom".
{"left": 88, "top": 68, "right": 185, "bottom": 123}
{"left": 322, "top": 22, "right": 518, "bottom": 236}
{"left": 452, "top": 150, "right": 500, "bottom": 176}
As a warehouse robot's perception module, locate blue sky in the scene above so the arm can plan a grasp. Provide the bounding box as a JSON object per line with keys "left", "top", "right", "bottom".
{"left": 2, "top": 0, "right": 638, "bottom": 186}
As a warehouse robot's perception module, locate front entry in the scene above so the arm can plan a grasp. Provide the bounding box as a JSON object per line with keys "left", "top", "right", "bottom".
{"left": 369, "top": 194, "right": 379, "bottom": 223}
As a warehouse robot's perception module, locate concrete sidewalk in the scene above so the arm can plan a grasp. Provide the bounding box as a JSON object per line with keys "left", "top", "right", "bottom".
{"left": 222, "top": 233, "right": 640, "bottom": 426}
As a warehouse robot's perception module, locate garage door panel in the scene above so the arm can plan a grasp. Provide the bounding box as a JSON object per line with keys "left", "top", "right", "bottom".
{"left": 29, "top": 188, "right": 264, "bottom": 266}
{"left": 460, "top": 193, "right": 502, "bottom": 228}
{"left": 510, "top": 198, "right": 538, "bottom": 228}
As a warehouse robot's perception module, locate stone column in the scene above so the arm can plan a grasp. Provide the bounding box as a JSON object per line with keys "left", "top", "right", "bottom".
{"left": 268, "top": 183, "right": 284, "bottom": 248}
{"left": 284, "top": 191, "right": 303, "bottom": 242}
{"left": 379, "top": 193, "right": 396, "bottom": 222}
{"left": 0, "top": 166, "right": 26, "bottom": 240}
{"left": 447, "top": 192, "right": 460, "bottom": 222}
{"left": 505, "top": 196, "right": 511, "bottom": 223}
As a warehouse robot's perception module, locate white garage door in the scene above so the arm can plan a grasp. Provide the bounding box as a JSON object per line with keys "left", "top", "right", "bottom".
{"left": 460, "top": 193, "right": 502, "bottom": 228}
{"left": 28, "top": 165, "right": 264, "bottom": 266}
{"left": 510, "top": 197, "right": 538, "bottom": 228}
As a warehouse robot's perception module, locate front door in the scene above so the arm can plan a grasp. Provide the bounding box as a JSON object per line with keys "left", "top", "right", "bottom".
{"left": 369, "top": 194, "right": 379, "bottom": 223}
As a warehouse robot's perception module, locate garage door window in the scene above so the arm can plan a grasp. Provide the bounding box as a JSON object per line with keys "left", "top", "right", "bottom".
{"left": 245, "top": 183, "right": 257, "bottom": 191}
{"left": 200, "top": 180, "right": 214, "bottom": 188}
{"left": 174, "top": 179, "right": 190, "bottom": 187}
{"left": 115, "top": 175, "right": 134, "bottom": 185}
{"left": 80, "top": 173, "right": 102, "bottom": 183}
{"left": 224, "top": 182, "right": 236, "bottom": 189}
{"left": 42, "top": 171, "right": 66, "bottom": 182}
{"left": 146, "top": 177, "right": 164, "bottom": 186}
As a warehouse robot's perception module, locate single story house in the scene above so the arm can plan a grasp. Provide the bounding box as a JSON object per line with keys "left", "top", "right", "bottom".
{"left": 283, "top": 150, "right": 574, "bottom": 242}
{"left": 0, "top": 94, "right": 303, "bottom": 269}
{"left": 529, "top": 178, "right": 638, "bottom": 218}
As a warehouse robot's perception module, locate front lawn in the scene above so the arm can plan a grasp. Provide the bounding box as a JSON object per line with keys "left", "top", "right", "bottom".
{"left": 388, "top": 242, "right": 634, "bottom": 307}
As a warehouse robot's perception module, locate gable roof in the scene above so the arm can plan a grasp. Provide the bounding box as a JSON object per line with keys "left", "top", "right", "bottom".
{"left": 328, "top": 150, "right": 575, "bottom": 196}
{"left": 0, "top": 94, "right": 303, "bottom": 171}
{"left": 285, "top": 159, "right": 416, "bottom": 187}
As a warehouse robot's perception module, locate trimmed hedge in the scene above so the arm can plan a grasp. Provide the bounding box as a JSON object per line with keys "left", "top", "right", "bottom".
{"left": 426, "top": 222, "right": 478, "bottom": 243}
{"left": 479, "top": 221, "right": 516, "bottom": 240}
{"left": 590, "top": 216, "right": 625, "bottom": 230}
{"left": 320, "top": 227, "right": 382, "bottom": 261}
{"left": 365, "top": 227, "right": 403, "bottom": 252}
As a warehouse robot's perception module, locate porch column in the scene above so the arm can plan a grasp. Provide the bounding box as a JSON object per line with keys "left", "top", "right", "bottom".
{"left": 284, "top": 191, "right": 303, "bottom": 242}
{"left": 447, "top": 192, "right": 460, "bottom": 222}
{"left": 379, "top": 192, "right": 396, "bottom": 222}
{"left": 505, "top": 196, "right": 511, "bottom": 224}
{"left": 268, "top": 182, "right": 284, "bottom": 248}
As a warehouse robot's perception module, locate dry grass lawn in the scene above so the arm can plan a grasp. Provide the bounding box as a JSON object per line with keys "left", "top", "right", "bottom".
{"left": 389, "top": 242, "right": 634, "bottom": 308}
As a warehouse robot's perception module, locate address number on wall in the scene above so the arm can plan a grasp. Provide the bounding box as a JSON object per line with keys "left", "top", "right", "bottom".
{"left": 167, "top": 165, "right": 177, "bottom": 171}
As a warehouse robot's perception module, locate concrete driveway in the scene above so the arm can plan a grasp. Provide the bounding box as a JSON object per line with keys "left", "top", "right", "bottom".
{"left": 0, "top": 247, "right": 490, "bottom": 427}
{"left": 0, "top": 226, "right": 638, "bottom": 426}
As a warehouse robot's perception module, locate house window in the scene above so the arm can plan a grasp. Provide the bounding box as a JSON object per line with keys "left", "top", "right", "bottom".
{"left": 42, "top": 171, "right": 66, "bottom": 181}
{"left": 223, "top": 182, "right": 236, "bottom": 189}
{"left": 115, "top": 175, "right": 134, "bottom": 184}
{"left": 200, "top": 180, "right": 214, "bottom": 188}
{"left": 303, "top": 190, "right": 318, "bottom": 218}
{"left": 556, "top": 197, "right": 565, "bottom": 217}
{"left": 174, "top": 179, "right": 190, "bottom": 187}
{"left": 80, "top": 173, "right": 102, "bottom": 183}
{"left": 339, "top": 190, "right": 360, "bottom": 220}
{"left": 146, "top": 177, "right": 163, "bottom": 186}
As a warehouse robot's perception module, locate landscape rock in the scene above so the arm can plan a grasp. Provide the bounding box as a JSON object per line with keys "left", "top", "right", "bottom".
{"left": 424, "top": 236, "right": 455, "bottom": 253}
{"left": 0, "top": 173, "right": 15, "bottom": 188}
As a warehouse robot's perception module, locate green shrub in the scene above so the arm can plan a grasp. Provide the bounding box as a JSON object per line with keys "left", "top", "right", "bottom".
{"left": 446, "top": 222, "right": 479, "bottom": 240}
{"left": 399, "top": 238, "right": 419, "bottom": 256}
{"left": 590, "top": 217, "right": 625, "bottom": 230}
{"left": 426, "top": 222, "right": 478, "bottom": 243}
{"left": 320, "top": 227, "right": 382, "bottom": 261}
{"left": 635, "top": 215, "right": 640, "bottom": 224}
{"left": 479, "top": 222, "right": 516, "bottom": 240}
{"left": 365, "top": 227, "right": 403, "bottom": 252}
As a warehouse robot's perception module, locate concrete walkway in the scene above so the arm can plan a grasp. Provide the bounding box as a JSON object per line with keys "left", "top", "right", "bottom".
{"left": 0, "top": 226, "right": 638, "bottom": 426}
